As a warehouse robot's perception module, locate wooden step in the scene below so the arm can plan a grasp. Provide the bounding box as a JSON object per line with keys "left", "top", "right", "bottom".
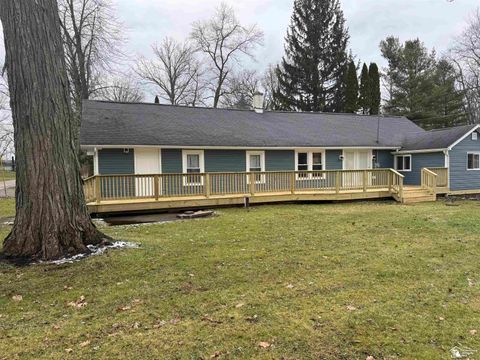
{"left": 402, "top": 195, "right": 436, "bottom": 204}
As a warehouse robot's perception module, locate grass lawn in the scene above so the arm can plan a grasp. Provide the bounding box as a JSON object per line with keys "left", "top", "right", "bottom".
{"left": 0, "top": 170, "right": 15, "bottom": 181}
{"left": 1, "top": 199, "right": 480, "bottom": 359}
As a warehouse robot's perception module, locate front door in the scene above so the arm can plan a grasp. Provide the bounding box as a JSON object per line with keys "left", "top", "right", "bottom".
{"left": 343, "top": 150, "right": 372, "bottom": 187}
{"left": 134, "top": 148, "right": 161, "bottom": 197}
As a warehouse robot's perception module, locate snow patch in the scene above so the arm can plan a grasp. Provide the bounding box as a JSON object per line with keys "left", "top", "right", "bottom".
{"left": 38, "top": 241, "right": 140, "bottom": 265}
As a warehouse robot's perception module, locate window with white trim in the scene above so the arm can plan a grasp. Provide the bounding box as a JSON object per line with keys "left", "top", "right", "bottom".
{"left": 467, "top": 153, "right": 480, "bottom": 170}
{"left": 473, "top": 132, "right": 478, "bottom": 141}
{"left": 395, "top": 155, "right": 411, "bottom": 171}
{"left": 182, "top": 150, "right": 204, "bottom": 185}
{"left": 295, "top": 150, "right": 325, "bottom": 178}
{"left": 246, "top": 151, "right": 265, "bottom": 183}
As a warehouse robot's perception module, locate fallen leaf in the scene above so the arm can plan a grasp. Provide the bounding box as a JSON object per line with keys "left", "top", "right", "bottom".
{"left": 52, "top": 324, "right": 61, "bottom": 330}
{"left": 153, "top": 320, "right": 166, "bottom": 329}
{"left": 346, "top": 305, "right": 357, "bottom": 311}
{"left": 79, "top": 340, "right": 90, "bottom": 347}
{"left": 259, "top": 341, "right": 270, "bottom": 348}
{"left": 132, "top": 322, "right": 140, "bottom": 329}
{"left": 63, "top": 285, "right": 73, "bottom": 291}
{"left": 235, "top": 302, "right": 245, "bottom": 308}
{"left": 470, "top": 329, "right": 478, "bottom": 335}
{"left": 245, "top": 314, "right": 258, "bottom": 323}
{"left": 117, "top": 305, "right": 131, "bottom": 312}
{"left": 210, "top": 351, "right": 222, "bottom": 358}
{"left": 68, "top": 296, "right": 87, "bottom": 309}
{"left": 170, "top": 317, "right": 181, "bottom": 325}
{"left": 468, "top": 278, "right": 475, "bottom": 287}
{"left": 286, "top": 284, "right": 294, "bottom": 289}
{"left": 65, "top": 348, "right": 73, "bottom": 353}
{"left": 366, "top": 356, "right": 375, "bottom": 360}
{"left": 12, "top": 295, "right": 23, "bottom": 302}
{"left": 438, "top": 317, "right": 445, "bottom": 321}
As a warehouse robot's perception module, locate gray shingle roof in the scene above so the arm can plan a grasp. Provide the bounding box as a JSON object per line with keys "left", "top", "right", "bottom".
{"left": 400, "top": 124, "right": 477, "bottom": 151}
{"left": 81, "top": 100, "right": 426, "bottom": 148}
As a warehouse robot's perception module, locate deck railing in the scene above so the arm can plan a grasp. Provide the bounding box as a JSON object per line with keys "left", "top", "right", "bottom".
{"left": 421, "top": 168, "right": 438, "bottom": 194}
{"left": 425, "top": 167, "right": 448, "bottom": 188}
{"left": 83, "top": 168, "right": 405, "bottom": 203}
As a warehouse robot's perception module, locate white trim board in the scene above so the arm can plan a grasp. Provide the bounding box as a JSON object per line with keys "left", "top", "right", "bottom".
{"left": 448, "top": 125, "right": 480, "bottom": 150}
{"left": 82, "top": 144, "right": 400, "bottom": 151}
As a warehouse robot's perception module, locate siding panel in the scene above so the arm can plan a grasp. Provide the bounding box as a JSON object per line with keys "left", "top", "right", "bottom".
{"left": 374, "top": 150, "right": 394, "bottom": 169}
{"left": 326, "top": 150, "right": 342, "bottom": 170}
{"left": 449, "top": 132, "right": 480, "bottom": 191}
{"left": 265, "top": 150, "right": 294, "bottom": 171}
{"left": 205, "top": 150, "right": 246, "bottom": 172}
{"left": 98, "top": 148, "right": 134, "bottom": 174}
{"left": 398, "top": 152, "right": 445, "bottom": 185}
{"left": 162, "top": 149, "right": 182, "bottom": 173}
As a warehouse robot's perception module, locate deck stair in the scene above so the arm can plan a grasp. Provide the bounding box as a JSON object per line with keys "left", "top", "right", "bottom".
{"left": 399, "top": 186, "right": 436, "bottom": 204}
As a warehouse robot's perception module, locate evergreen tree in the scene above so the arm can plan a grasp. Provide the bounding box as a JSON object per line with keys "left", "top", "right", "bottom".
{"left": 369, "top": 63, "right": 381, "bottom": 114}
{"left": 359, "top": 63, "right": 370, "bottom": 114}
{"left": 380, "top": 36, "right": 467, "bottom": 128}
{"left": 276, "top": 0, "right": 349, "bottom": 112}
{"left": 344, "top": 61, "right": 359, "bottom": 113}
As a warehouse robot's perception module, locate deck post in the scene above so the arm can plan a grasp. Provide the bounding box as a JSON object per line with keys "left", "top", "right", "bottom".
{"left": 290, "top": 172, "right": 295, "bottom": 194}
{"left": 205, "top": 173, "right": 210, "bottom": 198}
{"left": 399, "top": 177, "right": 404, "bottom": 199}
{"left": 249, "top": 173, "right": 255, "bottom": 196}
{"left": 154, "top": 175, "right": 159, "bottom": 200}
{"left": 95, "top": 176, "right": 101, "bottom": 204}
{"left": 363, "top": 170, "right": 367, "bottom": 192}
{"left": 335, "top": 171, "right": 340, "bottom": 193}
{"left": 388, "top": 171, "right": 392, "bottom": 192}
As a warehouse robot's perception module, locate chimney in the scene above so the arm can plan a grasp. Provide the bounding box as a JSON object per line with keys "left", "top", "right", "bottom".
{"left": 252, "top": 91, "right": 264, "bottom": 114}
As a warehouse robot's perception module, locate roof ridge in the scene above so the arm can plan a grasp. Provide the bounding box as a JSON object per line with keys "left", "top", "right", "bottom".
{"left": 84, "top": 99, "right": 407, "bottom": 119}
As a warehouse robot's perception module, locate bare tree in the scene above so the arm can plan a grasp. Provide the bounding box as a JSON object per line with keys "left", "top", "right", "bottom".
{"left": 0, "top": 0, "right": 108, "bottom": 260}
{"left": 450, "top": 9, "right": 480, "bottom": 123}
{"left": 135, "top": 37, "right": 203, "bottom": 105}
{"left": 190, "top": 2, "right": 264, "bottom": 108}
{"left": 58, "top": 0, "right": 124, "bottom": 111}
{"left": 262, "top": 64, "right": 280, "bottom": 110}
{"left": 0, "top": 71, "right": 14, "bottom": 162}
{"left": 94, "top": 75, "right": 144, "bottom": 102}
{"left": 220, "top": 69, "right": 261, "bottom": 109}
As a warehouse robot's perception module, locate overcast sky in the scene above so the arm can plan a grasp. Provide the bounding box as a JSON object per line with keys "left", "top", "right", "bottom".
{"left": 0, "top": 0, "right": 478, "bottom": 78}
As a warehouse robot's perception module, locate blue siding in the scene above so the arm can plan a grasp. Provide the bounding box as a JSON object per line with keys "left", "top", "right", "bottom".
{"left": 326, "top": 150, "right": 342, "bottom": 170}
{"left": 162, "top": 149, "right": 182, "bottom": 173}
{"left": 398, "top": 152, "right": 445, "bottom": 185}
{"left": 98, "top": 148, "right": 134, "bottom": 174}
{"left": 374, "top": 150, "right": 394, "bottom": 169}
{"left": 205, "top": 150, "right": 246, "bottom": 172}
{"left": 449, "top": 132, "right": 480, "bottom": 191}
{"left": 265, "top": 150, "right": 294, "bottom": 171}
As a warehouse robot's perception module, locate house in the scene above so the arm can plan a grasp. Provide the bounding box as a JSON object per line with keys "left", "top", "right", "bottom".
{"left": 80, "top": 96, "right": 480, "bottom": 213}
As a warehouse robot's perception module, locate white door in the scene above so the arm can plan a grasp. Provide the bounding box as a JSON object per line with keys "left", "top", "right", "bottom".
{"left": 134, "top": 148, "right": 161, "bottom": 197}
{"left": 343, "top": 150, "right": 372, "bottom": 187}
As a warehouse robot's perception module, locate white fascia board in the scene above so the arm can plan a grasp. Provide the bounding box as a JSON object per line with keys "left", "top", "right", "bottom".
{"left": 393, "top": 148, "right": 447, "bottom": 155}
{"left": 81, "top": 144, "right": 400, "bottom": 151}
{"left": 448, "top": 124, "right": 480, "bottom": 150}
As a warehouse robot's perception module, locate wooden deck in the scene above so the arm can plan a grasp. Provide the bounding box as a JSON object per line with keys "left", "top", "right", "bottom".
{"left": 83, "top": 168, "right": 449, "bottom": 214}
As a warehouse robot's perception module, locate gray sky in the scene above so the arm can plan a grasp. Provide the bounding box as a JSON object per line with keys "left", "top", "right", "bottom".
{"left": 0, "top": 0, "right": 478, "bottom": 77}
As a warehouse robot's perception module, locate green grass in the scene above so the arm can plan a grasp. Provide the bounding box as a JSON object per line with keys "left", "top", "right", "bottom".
{"left": 0, "top": 170, "right": 15, "bottom": 181}
{"left": 2, "top": 199, "right": 480, "bottom": 359}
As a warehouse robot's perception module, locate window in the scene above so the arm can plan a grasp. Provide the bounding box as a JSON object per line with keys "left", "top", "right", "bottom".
{"left": 467, "top": 153, "right": 480, "bottom": 170}
{"left": 473, "top": 132, "right": 478, "bottom": 141}
{"left": 295, "top": 150, "right": 325, "bottom": 179}
{"left": 395, "top": 155, "right": 411, "bottom": 171}
{"left": 246, "top": 151, "right": 265, "bottom": 183}
{"left": 182, "top": 150, "right": 204, "bottom": 185}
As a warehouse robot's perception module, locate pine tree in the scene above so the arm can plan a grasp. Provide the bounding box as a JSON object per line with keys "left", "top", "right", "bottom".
{"left": 369, "top": 63, "right": 381, "bottom": 115}
{"left": 359, "top": 64, "right": 370, "bottom": 114}
{"left": 276, "top": 0, "right": 349, "bottom": 112}
{"left": 344, "top": 61, "right": 359, "bottom": 113}
{"left": 380, "top": 36, "right": 467, "bottom": 128}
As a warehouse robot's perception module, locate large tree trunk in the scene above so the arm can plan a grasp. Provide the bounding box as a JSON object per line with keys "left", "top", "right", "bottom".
{"left": 0, "top": 0, "right": 109, "bottom": 260}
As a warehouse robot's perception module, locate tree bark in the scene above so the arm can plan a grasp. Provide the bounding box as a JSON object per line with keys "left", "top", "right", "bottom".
{"left": 0, "top": 0, "right": 109, "bottom": 260}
